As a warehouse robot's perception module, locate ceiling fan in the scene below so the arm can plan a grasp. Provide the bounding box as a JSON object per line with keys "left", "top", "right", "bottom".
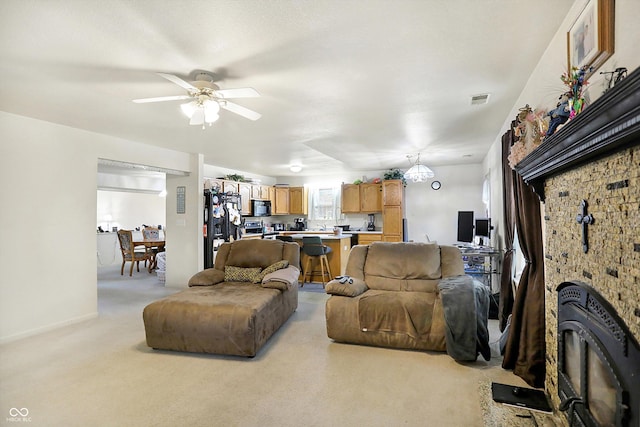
{"left": 133, "top": 72, "right": 261, "bottom": 127}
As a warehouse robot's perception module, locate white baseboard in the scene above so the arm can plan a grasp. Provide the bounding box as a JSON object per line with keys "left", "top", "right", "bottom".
{"left": 0, "top": 312, "right": 99, "bottom": 345}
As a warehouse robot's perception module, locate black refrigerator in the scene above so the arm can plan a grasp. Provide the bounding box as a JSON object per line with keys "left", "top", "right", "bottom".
{"left": 204, "top": 189, "right": 242, "bottom": 269}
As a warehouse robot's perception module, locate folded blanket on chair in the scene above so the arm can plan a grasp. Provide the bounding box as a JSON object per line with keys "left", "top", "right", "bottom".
{"left": 261, "top": 266, "right": 300, "bottom": 285}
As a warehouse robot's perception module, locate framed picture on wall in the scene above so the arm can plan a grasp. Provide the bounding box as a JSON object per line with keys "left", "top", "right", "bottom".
{"left": 567, "top": 0, "right": 614, "bottom": 77}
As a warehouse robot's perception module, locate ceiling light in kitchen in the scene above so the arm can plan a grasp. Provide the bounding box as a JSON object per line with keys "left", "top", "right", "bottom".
{"left": 404, "top": 153, "right": 434, "bottom": 183}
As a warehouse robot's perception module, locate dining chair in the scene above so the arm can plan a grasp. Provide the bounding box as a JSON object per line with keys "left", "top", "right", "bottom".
{"left": 117, "top": 229, "right": 150, "bottom": 276}
{"left": 301, "top": 236, "right": 333, "bottom": 287}
{"left": 142, "top": 226, "right": 164, "bottom": 271}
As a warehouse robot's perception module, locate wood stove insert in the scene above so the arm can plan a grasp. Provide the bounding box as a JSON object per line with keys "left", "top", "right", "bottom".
{"left": 557, "top": 281, "right": 640, "bottom": 427}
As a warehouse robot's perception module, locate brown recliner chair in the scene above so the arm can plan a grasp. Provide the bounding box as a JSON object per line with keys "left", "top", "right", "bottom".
{"left": 325, "top": 242, "right": 467, "bottom": 352}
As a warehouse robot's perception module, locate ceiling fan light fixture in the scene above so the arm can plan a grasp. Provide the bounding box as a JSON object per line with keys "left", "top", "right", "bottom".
{"left": 180, "top": 101, "right": 198, "bottom": 118}
{"left": 135, "top": 72, "right": 261, "bottom": 125}
{"left": 404, "top": 154, "right": 434, "bottom": 183}
{"left": 189, "top": 108, "right": 205, "bottom": 126}
{"left": 204, "top": 110, "right": 219, "bottom": 124}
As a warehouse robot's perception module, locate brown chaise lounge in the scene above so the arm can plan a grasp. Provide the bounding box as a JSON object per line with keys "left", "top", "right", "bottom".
{"left": 143, "top": 239, "right": 300, "bottom": 357}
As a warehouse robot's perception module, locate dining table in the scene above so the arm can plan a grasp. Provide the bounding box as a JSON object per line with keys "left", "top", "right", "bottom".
{"left": 133, "top": 239, "right": 166, "bottom": 272}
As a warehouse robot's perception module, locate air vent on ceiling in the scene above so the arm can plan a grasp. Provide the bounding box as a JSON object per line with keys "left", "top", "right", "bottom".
{"left": 470, "top": 93, "right": 490, "bottom": 105}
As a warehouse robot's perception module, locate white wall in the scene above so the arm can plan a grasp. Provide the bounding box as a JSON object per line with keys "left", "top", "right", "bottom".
{"left": 0, "top": 113, "right": 99, "bottom": 342}
{"left": 405, "top": 164, "right": 485, "bottom": 245}
{"left": 165, "top": 154, "right": 204, "bottom": 288}
{"left": 0, "top": 111, "right": 193, "bottom": 342}
{"left": 483, "top": 0, "right": 640, "bottom": 252}
{"left": 97, "top": 190, "right": 166, "bottom": 231}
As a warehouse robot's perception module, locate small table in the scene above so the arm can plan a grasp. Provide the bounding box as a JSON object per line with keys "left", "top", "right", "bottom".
{"left": 133, "top": 240, "right": 165, "bottom": 272}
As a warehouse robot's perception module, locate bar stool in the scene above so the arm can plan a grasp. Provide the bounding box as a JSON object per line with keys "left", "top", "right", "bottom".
{"left": 301, "top": 236, "right": 332, "bottom": 287}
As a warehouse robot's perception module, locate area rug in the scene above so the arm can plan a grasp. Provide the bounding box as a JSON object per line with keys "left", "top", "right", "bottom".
{"left": 478, "top": 381, "right": 564, "bottom": 427}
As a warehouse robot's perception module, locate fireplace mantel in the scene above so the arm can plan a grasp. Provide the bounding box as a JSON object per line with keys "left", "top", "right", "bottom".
{"left": 515, "top": 67, "right": 640, "bottom": 201}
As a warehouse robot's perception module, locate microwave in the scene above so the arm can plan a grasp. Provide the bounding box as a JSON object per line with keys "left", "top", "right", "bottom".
{"left": 251, "top": 199, "right": 272, "bottom": 217}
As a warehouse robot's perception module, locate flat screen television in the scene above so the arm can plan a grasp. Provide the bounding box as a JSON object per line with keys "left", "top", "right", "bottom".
{"left": 475, "top": 218, "right": 491, "bottom": 238}
{"left": 457, "top": 211, "right": 474, "bottom": 243}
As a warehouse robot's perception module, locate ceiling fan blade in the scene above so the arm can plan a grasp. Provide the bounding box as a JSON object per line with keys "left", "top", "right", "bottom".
{"left": 221, "top": 101, "right": 261, "bottom": 121}
{"left": 132, "top": 95, "right": 191, "bottom": 103}
{"left": 215, "top": 87, "right": 260, "bottom": 99}
{"left": 157, "top": 72, "right": 198, "bottom": 92}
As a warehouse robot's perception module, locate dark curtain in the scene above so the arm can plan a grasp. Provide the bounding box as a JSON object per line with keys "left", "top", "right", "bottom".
{"left": 501, "top": 162, "right": 546, "bottom": 387}
{"left": 499, "top": 123, "right": 516, "bottom": 331}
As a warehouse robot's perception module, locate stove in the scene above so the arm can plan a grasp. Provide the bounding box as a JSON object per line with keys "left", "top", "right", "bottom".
{"left": 244, "top": 220, "right": 263, "bottom": 235}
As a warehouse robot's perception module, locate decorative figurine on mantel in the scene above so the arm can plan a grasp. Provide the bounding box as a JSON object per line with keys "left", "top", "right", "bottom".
{"left": 546, "top": 92, "right": 571, "bottom": 137}
{"left": 507, "top": 104, "right": 549, "bottom": 169}
{"left": 561, "top": 65, "right": 590, "bottom": 119}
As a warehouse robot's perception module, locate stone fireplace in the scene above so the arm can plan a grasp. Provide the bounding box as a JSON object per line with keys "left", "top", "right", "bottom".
{"left": 516, "top": 67, "right": 640, "bottom": 426}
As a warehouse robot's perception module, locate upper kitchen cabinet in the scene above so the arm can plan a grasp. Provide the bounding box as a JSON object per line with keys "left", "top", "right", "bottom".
{"left": 341, "top": 183, "right": 382, "bottom": 213}
{"left": 341, "top": 184, "right": 360, "bottom": 213}
{"left": 238, "top": 182, "right": 252, "bottom": 214}
{"left": 289, "top": 186, "right": 308, "bottom": 215}
{"left": 360, "top": 183, "right": 382, "bottom": 212}
{"left": 222, "top": 181, "right": 239, "bottom": 193}
{"left": 273, "top": 187, "right": 290, "bottom": 215}
{"left": 251, "top": 185, "right": 271, "bottom": 200}
{"left": 382, "top": 180, "right": 403, "bottom": 206}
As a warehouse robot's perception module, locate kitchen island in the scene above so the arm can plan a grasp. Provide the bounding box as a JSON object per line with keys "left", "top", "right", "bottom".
{"left": 285, "top": 233, "right": 352, "bottom": 283}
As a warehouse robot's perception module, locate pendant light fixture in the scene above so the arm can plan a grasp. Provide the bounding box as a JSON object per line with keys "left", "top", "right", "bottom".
{"left": 403, "top": 153, "right": 434, "bottom": 183}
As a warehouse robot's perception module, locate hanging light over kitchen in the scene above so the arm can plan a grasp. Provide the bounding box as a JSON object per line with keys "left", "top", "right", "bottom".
{"left": 404, "top": 153, "right": 434, "bottom": 183}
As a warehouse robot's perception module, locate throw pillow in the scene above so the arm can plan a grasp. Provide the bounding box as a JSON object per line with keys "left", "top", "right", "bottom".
{"left": 325, "top": 277, "right": 368, "bottom": 297}
{"left": 259, "top": 260, "right": 289, "bottom": 280}
{"left": 224, "top": 266, "right": 263, "bottom": 283}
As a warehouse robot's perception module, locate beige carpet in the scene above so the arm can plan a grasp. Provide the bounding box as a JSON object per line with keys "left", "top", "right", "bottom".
{"left": 1, "top": 266, "right": 538, "bottom": 427}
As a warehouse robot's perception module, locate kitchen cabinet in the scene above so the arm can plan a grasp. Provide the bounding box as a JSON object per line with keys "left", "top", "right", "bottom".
{"left": 357, "top": 233, "right": 382, "bottom": 245}
{"left": 341, "top": 183, "right": 382, "bottom": 213}
{"left": 207, "top": 179, "right": 225, "bottom": 192}
{"left": 273, "top": 187, "right": 289, "bottom": 215}
{"left": 341, "top": 184, "right": 360, "bottom": 213}
{"left": 250, "top": 185, "right": 271, "bottom": 200}
{"left": 383, "top": 180, "right": 403, "bottom": 206}
{"left": 260, "top": 185, "right": 271, "bottom": 200}
{"left": 250, "top": 185, "right": 261, "bottom": 200}
{"left": 382, "top": 180, "right": 405, "bottom": 242}
{"left": 223, "top": 181, "right": 239, "bottom": 193}
{"left": 289, "top": 186, "right": 308, "bottom": 215}
{"left": 269, "top": 186, "right": 276, "bottom": 205}
{"left": 238, "top": 182, "right": 252, "bottom": 214}
{"left": 360, "top": 183, "right": 382, "bottom": 212}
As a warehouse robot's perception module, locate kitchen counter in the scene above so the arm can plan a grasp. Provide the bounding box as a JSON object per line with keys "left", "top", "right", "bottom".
{"left": 289, "top": 234, "right": 352, "bottom": 282}
{"left": 287, "top": 233, "right": 352, "bottom": 240}
{"left": 241, "top": 233, "right": 263, "bottom": 240}
{"left": 281, "top": 230, "right": 382, "bottom": 235}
